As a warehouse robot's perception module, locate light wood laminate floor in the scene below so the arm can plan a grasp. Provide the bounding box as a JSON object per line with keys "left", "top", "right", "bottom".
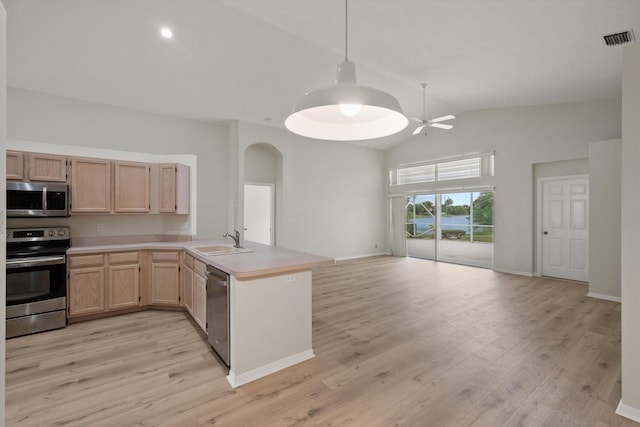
{"left": 6, "top": 256, "right": 637, "bottom": 426}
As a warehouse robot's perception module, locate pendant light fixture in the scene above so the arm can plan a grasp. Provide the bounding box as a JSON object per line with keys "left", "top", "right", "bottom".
{"left": 285, "top": 0, "right": 408, "bottom": 141}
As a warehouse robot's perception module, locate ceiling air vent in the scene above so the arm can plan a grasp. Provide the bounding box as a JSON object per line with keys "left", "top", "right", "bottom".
{"left": 602, "top": 29, "right": 635, "bottom": 46}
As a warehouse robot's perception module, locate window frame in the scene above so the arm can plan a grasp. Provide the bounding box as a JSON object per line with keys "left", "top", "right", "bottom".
{"left": 389, "top": 152, "right": 494, "bottom": 186}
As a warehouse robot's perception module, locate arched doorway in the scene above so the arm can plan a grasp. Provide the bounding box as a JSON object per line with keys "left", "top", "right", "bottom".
{"left": 243, "top": 143, "right": 282, "bottom": 245}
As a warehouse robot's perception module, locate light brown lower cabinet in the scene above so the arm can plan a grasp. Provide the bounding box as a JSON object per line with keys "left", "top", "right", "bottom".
{"left": 192, "top": 258, "right": 207, "bottom": 332}
{"left": 183, "top": 254, "right": 206, "bottom": 332}
{"left": 68, "top": 252, "right": 141, "bottom": 319}
{"left": 183, "top": 254, "right": 194, "bottom": 315}
{"left": 149, "top": 251, "right": 181, "bottom": 306}
{"left": 107, "top": 252, "right": 141, "bottom": 310}
{"left": 68, "top": 254, "right": 106, "bottom": 317}
{"left": 68, "top": 249, "right": 191, "bottom": 321}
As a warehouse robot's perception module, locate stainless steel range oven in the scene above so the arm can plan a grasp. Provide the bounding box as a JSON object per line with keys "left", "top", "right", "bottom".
{"left": 6, "top": 227, "right": 70, "bottom": 338}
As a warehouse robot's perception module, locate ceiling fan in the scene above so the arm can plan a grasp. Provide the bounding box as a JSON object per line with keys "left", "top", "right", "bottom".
{"left": 411, "top": 83, "right": 455, "bottom": 135}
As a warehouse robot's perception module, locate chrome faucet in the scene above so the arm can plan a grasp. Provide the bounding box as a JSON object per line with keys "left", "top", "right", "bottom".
{"left": 223, "top": 230, "right": 243, "bottom": 248}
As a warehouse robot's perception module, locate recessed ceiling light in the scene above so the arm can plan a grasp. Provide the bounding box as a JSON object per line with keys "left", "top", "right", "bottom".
{"left": 160, "top": 27, "right": 173, "bottom": 39}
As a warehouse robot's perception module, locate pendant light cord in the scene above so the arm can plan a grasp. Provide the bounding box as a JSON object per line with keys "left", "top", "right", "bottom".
{"left": 344, "top": 0, "right": 349, "bottom": 61}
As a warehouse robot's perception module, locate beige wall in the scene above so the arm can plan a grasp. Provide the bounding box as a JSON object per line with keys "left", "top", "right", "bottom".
{"left": 588, "top": 140, "right": 621, "bottom": 300}
{"left": 620, "top": 42, "right": 640, "bottom": 420}
{"left": 386, "top": 99, "right": 621, "bottom": 275}
{"left": 7, "top": 87, "right": 230, "bottom": 239}
{"left": 235, "top": 121, "right": 388, "bottom": 259}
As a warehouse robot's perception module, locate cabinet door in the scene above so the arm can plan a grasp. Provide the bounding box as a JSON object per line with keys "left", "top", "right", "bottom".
{"left": 150, "top": 263, "right": 180, "bottom": 305}
{"left": 108, "top": 264, "right": 140, "bottom": 310}
{"left": 183, "top": 265, "right": 194, "bottom": 315}
{"left": 68, "top": 266, "right": 105, "bottom": 317}
{"left": 115, "top": 161, "right": 150, "bottom": 213}
{"left": 28, "top": 153, "right": 67, "bottom": 182}
{"left": 150, "top": 163, "right": 189, "bottom": 214}
{"left": 159, "top": 164, "right": 177, "bottom": 213}
{"left": 6, "top": 151, "right": 24, "bottom": 180}
{"left": 70, "top": 158, "right": 112, "bottom": 213}
{"left": 192, "top": 271, "right": 207, "bottom": 332}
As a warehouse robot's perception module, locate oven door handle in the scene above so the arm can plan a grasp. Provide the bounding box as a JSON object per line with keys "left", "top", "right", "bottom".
{"left": 6, "top": 255, "right": 66, "bottom": 269}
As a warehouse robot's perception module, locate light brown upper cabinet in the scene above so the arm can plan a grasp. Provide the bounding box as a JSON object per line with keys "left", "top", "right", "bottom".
{"left": 70, "top": 157, "right": 112, "bottom": 213}
{"left": 6, "top": 151, "right": 24, "bottom": 180}
{"left": 6, "top": 151, "right": 67, "bottom": 182}
{"left": 150, "top": 163, "right": 190, "bottom": 214}
{"left": 114, "top": 161, "right": 150, "bottom": 213}
{"left": 28, "top": 153, "right": 67, "bottom": 182}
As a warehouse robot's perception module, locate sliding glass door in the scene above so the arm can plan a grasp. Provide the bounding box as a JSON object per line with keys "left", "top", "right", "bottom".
{"left": 405, "top": 195, "right": 436, "bottom": 259}
{"left": 406, "top": 191, "right": 493, "bottom": 268}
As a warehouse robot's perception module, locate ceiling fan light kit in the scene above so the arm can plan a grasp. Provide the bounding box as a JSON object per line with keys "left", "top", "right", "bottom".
{"left": 285, "top": 0, "right": 407, "bottom": 141}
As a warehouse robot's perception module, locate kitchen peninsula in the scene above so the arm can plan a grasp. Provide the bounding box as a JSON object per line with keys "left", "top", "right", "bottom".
{"left": 67, "top": 239, "right": 333, "bottom": 387}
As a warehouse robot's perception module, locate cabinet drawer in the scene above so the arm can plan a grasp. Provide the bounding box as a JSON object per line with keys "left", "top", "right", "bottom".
{"left": 69, "top": 254, "right": 104, "bottom": 269}
{"left": 184, "top": 254, "right": 194, "bottom": 269}
{"left": 151, "top": 251, "right": 180, "bottom": 262}
{"left": 108, "top": 251, "right": 139, "bottom": 265}
{"left": 194, "top": 259, "right": 206, "bottom": 277}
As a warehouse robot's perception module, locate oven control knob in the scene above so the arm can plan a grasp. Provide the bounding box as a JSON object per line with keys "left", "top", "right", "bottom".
{"left": 57, "top": 229, "right": 67, "bottom": 236}
{"left": 48, "top": 229, "right": 56, "bottom": 237}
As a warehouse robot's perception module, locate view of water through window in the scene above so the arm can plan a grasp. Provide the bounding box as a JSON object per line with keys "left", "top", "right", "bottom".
{"left": 405, "top": 191, "right": 493, "bottom": 268}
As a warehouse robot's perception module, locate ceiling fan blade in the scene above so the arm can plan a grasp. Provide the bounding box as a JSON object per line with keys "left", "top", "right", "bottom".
{"left": 429, "top": 123, "right": 453, "bottom": 130}
{"left": 412, "top": 125, "right": 426, "bottom": 135}
{"left": 430, "top": 114, "right": 456, "bottom": 123}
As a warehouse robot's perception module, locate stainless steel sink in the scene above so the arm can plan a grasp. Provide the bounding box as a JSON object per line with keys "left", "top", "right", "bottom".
{"left": 192, "top": 245, "right": 252, "bottom": 256}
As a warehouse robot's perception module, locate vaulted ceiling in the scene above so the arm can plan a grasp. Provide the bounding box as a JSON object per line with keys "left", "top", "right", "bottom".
{"left": 4, "top": 0, "right": 639, "bottom": 149}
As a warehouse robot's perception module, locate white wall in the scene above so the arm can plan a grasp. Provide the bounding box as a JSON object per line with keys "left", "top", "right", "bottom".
{"left": 385, "top": 99, "right": 621, "bottom": 275}
{"left": 7, "top": 87, "right": 230, "bottom": 239}
{"left": 532, "top": 158, "right": 589, "bottom": 273}
{"left": 244, "top": 143, "right": 280, "bottom": 183}
{"left": 619, "top": 42, "right": 640, "bottom": 422}
{"left": 235, "top": 121, "right": 387, "bottom": 259}
{"left": 588, "top": 139, "right": 621, "bottom": 301}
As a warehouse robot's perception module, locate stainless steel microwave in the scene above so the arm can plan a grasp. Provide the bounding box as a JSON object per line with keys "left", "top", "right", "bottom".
{"left": 7, "top": 181, "right": 69, "bottom": 217}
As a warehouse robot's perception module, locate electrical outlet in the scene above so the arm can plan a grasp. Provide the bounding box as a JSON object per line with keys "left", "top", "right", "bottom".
{"left": 97, "top": 223, "right": 104, "bottom": 232}
{"left": 180, "top": 222, "right": 188, "bottom": 231}
{"left": 285, "top": 274, "right": 296, "bottom": 282}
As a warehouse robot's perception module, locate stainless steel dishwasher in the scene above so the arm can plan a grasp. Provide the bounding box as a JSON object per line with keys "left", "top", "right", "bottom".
{"left": 206, "top": 265, "right": 230, "bottom": 368}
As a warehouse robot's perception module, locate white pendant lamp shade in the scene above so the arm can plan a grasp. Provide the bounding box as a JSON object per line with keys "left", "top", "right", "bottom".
{"left": 285, "top": 61, "right": 408, "bottom": 141}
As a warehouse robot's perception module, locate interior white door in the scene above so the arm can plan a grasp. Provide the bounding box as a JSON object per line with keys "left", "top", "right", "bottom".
{"left": 243, "top": 184, "right": 274, "bottom": 245}
{"left": 541, "top": 177, "right": 589, "bottom": 281}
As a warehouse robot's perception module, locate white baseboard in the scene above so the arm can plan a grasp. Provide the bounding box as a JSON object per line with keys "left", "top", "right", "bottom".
{"left": 334, "top": 252, "right": 391, "bottom": 262}
{"left": 616, "top": 400, "right": 640, "bottom": 423}
{"left": 587, "top": 292, "right": 621, "bottom": 303}
{"left": 492, "top": 268, "right": 534, "bottom": 277}
{"left": 226, "top": 349, "right": 315, "bottom": 388}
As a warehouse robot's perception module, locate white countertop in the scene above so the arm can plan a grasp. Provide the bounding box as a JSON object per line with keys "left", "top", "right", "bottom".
{"left": 67, "top": 239, "right": 334, "bottom": 280}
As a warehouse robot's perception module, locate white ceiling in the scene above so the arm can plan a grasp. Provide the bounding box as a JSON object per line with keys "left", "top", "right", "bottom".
{"left": 4, "top": 0, "right": 639, "bottom": 149}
